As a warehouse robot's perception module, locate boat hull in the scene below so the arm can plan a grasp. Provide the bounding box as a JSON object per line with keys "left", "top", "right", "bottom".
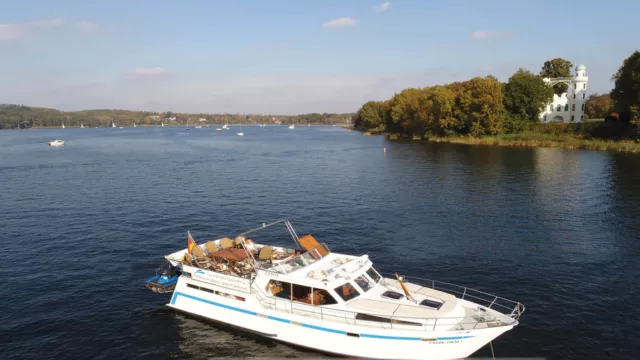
{"left": 167, "top": 279, "right": 512, "bottom": 360}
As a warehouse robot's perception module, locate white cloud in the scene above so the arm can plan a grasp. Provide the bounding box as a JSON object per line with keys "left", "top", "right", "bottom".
{"left": 0, "top": 24, "right": 25, "bottom": 40}
{"left": 322, "top": 17, "right": 357, "bottom": 29}
{"left": 0, "top": 18, "right": 83, "bottom": 41}
{"left": 75, "top": 20, "right": 101, "bottom": 33}
{"left": 374, "top": 2, "right": 391, "bottom": 12}
{"left": 470, "top": 30, "right": 513, "bottom": 40}
{"left": 31, "top": 18, "right": 65, "bottom": 28}
{"left": 124, "top": 67, "right": 168, "bottom": 79}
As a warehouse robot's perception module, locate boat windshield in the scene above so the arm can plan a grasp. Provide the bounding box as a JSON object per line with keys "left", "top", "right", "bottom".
{"left": 366, "top": 267, "right": 382, "bottom": 284}
{"left": 271, "top": 252, "right": 317, "bottom": 274}
{"left": 334, "top": 282, "right": 360, "bottom": 302}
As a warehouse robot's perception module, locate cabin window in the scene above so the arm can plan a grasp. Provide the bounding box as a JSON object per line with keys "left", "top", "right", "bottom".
{"left": 334, "top": 283, "right": 360, "bottom": 302}
{"left": 354, "top": 275, "right": 373, "bottom": 292}
{"left": 291, "top": 283, "right": 313, "bottom": 304}
{"left": 310, "top": 289, "right": 338, "bottom": 306}
{"left": 366, "top": 267, "right": 382, "bottom": 283}
{"left": 266, "top": 279, "right": 292, "bottom": 300}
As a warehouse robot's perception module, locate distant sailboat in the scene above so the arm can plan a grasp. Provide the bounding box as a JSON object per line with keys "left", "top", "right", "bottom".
{"left": 80, "top": 123, "right": 84, "bottom": 128}
{"left": 112, "top": 121, "right": 116, "bottom": 128}
{"left": 222, "top": 123, "right": 229, "bottom": 130}
{"left": 133, "top": 123, "right": 137, "bottom": 128}
{"left": 61, "top": 123, "right": 65, "bottom": 129}
{"left": 288, "top": 124, "right": 295, "bottom": 130}
{"left": 161, "top": 122, "right": 164, "bottom": 127}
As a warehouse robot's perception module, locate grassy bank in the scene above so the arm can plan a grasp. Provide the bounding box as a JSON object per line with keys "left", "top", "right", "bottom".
{"left": 422, "top": 133, "right": 640, "bottom": 153}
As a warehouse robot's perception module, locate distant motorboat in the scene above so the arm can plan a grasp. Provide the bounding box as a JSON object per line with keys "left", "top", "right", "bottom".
{"left": 236, "top": 132, "right": 244, "bottom": 136}
{"left": 195, "top": 126, "right": 202, "bottom": 129}
{"left": 288, "top": 124, "right": 295, "bottom": 130}
{"left": 119, "top": 126, "right": 124, "bottom": 129}
{"left": 48, "top": 139, "right": 65, "bottom": 147}
{"left": 216, "top": 128, "right": 222, "bottom": 131}
{"left": 222, "top": 124, "right": 229, "bottom": 130}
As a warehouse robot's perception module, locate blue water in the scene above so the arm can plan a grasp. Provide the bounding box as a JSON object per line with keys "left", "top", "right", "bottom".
{"left": 0, "top": 126, "right": 638, "bottom": 359}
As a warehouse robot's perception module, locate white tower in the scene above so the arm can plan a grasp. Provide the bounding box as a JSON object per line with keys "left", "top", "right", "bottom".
{"left": 539, "top": 64, "right": 589, "bottom": 123}
{"left": 572, "top": 64, "right": 588, "bottom": 123}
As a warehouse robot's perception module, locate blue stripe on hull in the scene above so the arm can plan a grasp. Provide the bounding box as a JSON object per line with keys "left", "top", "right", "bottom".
{"left": 170, "top": 291, "right": 475, "bottom": 342}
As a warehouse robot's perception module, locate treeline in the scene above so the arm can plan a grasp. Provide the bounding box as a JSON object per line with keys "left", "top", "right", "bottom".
{"left": 0, "top": 105, "right": 353, "bottom": 129}
{"left": 353, "top": 51, "right": 640, "bottom": 138}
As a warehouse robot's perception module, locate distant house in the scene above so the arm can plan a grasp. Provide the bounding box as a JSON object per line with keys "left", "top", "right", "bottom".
{"left": 539, "top": 64, "right": 588, "bottom": 123}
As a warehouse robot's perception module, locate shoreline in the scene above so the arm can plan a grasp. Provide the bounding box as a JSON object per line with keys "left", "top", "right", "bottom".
{"left": 422, "top": 135, "right": 640, "bottom": 153}
{"left": 355, "top": 129, "right": 640, "bottom": 153}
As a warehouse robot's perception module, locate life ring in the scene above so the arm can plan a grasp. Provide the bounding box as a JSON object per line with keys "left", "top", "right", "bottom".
{"left": 308, "top": 270, "right": 329, "bottom": 279}
{"left": 332, "top": 258, "right": 351, "bottom": 265}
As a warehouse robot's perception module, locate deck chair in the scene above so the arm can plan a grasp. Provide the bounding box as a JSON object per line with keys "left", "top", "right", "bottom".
{"left": 205, "top": 241, "right": 219, "bottom": 255}
{"left": 298, "top": 234, "right": 329, "bottom": 257}
{"left": 220, "top": 237, "right": 234, "bottom": 249}
{"left": 191, "top": 245, "right": 213, "bottom": 267}
{"left": 234, "top": 236, "right": 245, "bottom": 248}
{"left": 258, "top": 245, "right": 273, "bottom": 262}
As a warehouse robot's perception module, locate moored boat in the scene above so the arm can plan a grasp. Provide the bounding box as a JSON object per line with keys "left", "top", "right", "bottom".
{"left": 48, "top": 139, "right": 65, "bottom": 147}
{"left": 147, "top": 220, "right": 524, "bottom": 359}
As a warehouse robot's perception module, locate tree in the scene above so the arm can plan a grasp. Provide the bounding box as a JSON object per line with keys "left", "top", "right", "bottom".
{"left": 503, "top": 68, "right": 554, "bottom": 121}
{"left": 456, "top": 76, "right": 506, "bottom": 136}
{"left": 610, "top": 50, "right": 640, "bottom": 121}
{"left": 585, "top": 93, "right": 614, "bottom": 119}
{"left": 540, "top": 58, "right": 574, "bottom": 96}
{"left": 353, "top": 101, "right": 383, "bottom": 130}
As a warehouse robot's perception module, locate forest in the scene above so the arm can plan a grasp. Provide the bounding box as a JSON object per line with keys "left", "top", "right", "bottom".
{"left": 352, "top": 52, "right": 640, "bottom": 141}
{"left": 0, "top": 106, "right": 353, "bottom": 130}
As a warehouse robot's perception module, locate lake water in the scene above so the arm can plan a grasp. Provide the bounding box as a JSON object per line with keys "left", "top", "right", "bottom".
{"left": 0, "top": 126, "right": 638, "bottom": 360}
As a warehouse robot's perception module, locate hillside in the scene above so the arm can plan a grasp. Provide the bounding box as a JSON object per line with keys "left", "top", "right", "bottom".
{"left": 0, "top": 104, "right": 353, "bottom": 129}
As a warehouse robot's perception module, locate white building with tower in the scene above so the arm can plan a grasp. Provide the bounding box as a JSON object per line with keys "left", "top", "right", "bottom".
{"left": 539, "top": 64, "right": 588, "bottom": 123}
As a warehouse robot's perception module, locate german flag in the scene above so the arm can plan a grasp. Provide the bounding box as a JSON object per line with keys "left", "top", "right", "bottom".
{"left": 187, "top": 231, "right": 196, "bottom": 254}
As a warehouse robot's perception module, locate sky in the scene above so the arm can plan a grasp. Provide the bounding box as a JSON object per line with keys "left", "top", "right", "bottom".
{"left": 0, "top": 0, "right": 638, "bottom": 114}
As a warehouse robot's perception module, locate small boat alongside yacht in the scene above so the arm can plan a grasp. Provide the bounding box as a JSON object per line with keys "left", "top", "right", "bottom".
{"left": 146, "top": 220, "right": 524, "bottom": 360}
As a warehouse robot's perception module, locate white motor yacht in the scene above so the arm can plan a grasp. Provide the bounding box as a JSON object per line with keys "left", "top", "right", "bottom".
{"left": 48, "top": 140, "right": 65, "bottom": 147}
{"left": 146, "top": 220, "right": 524, "bottom": 360}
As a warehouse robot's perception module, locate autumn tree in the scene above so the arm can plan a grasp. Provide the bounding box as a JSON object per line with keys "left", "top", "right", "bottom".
{"left": 456, "top": 76, "right": 506, "bottom": 136}
{"left": 610, "top": 50, "right": 640, "bottom": 121}
{"left": 585, "top": 93, "right": 614, "bottom": 119}
{"left": 503, "top": 68, "right": 554, "bottom": 121}
{"left": 540, "top": 58, "right": 574, "bottom": 96}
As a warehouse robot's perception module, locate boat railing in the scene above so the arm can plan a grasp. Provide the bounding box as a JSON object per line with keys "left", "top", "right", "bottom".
{"left": 250, "top": 283, "right": 519, "bottom": 332}
{"left": 380, "top": 273, "right": 525, "bottom": 320}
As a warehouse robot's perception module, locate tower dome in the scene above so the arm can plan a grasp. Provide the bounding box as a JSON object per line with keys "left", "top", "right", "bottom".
{"left": 576, "top": 64, "right": 586, "bottom": 72}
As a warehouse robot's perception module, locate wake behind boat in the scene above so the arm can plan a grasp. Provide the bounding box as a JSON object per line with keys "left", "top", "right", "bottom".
{"left": 145, "top": 220, "right": 524, "bottom": 359}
